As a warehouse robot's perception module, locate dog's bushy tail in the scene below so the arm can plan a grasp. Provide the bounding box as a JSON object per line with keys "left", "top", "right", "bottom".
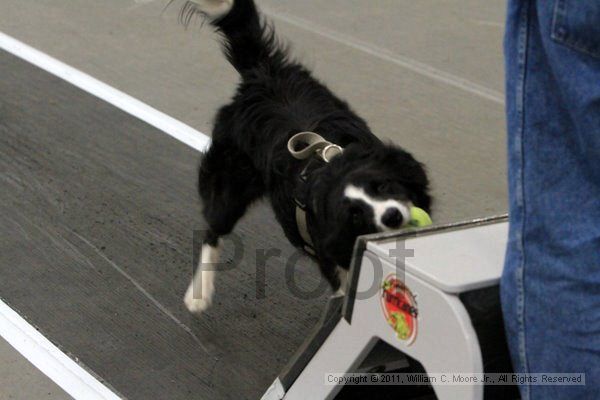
{"left": 182, "top": 0, "right": 287, "bottom": 73}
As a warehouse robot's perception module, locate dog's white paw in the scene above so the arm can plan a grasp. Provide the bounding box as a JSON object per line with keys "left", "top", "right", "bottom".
{"left": 335, "top": 268, "right": 348, "bottom": 296}
{"left": 184, "top": 242, "right": 221, "bottom": 314}
{"left": 184, "top": 281, "right": 213, "bottom": 314}
{"left": 189, "top": 0, "right": 234, "bottom": 19}
{"left": 184, "top": 290, "right": 211, "bottom": 314}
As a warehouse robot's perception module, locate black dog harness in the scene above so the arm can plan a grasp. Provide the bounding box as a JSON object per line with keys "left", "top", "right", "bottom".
{"left": 287, "top": 132, "right": 344, "bottom": 255}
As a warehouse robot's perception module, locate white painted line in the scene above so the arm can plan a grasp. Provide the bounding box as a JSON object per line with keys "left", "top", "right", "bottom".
{"left": 262, "top": 7, "right": 505, "bottom": 105}
{"left": 0, "top": 31, "right": 211, "bottom": 152}
{"left": 0, "top": 300, "right": 122, "bottom": 400}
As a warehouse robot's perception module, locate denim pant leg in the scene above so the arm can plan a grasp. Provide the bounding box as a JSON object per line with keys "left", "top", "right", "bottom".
{"left": 502, "top": 1, "right": 600, "bottom": 399}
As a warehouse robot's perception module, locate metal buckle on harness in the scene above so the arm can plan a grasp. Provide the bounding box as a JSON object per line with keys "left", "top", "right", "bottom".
{"left": 319, "top": 144, "right": 344, "bottom": 163}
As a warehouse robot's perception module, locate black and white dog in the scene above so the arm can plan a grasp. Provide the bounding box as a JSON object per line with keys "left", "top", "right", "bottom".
{"left": 183, "top": 0, "right": 431, "bottom": 313}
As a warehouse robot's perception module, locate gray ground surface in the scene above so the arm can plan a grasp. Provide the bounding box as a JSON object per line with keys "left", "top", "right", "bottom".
{"left": 0, "top": 51, "right": 329, "bottom": 400}
{"left": 0, "top": 337, "right": 72, "bottom": 400}
{"left": 0, "top": 1, "right": 507, "bottom": 399}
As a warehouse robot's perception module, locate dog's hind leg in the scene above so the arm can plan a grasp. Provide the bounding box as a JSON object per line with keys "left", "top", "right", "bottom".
{"left": 184, "top": 140, "right": 264, "bottom": 314}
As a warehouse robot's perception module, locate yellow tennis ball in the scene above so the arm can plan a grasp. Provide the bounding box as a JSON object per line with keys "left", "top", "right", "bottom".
{"left": 409, "top": 207, "right": 433, "bottom": 227}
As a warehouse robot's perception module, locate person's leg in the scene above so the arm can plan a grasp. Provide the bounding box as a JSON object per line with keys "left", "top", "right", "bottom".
{"left": 502, "top": 1, "right": 600, "bottom": 398}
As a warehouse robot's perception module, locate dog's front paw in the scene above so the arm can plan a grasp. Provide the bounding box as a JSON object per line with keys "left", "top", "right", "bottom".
{"left": 184, "top": 282, "right": 212, "bottom": 314}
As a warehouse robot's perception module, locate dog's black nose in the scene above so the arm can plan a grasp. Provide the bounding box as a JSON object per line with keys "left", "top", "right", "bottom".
{"left": 382, "top": 207, "right": 403, "bottom": 228}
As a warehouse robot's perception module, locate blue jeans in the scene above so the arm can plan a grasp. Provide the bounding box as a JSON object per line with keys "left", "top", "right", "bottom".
{"left": 502, "top": 1, "right": 600, "bottom": 399}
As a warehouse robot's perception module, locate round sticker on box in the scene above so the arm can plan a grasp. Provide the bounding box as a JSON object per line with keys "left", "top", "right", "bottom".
{"left": 381, "top": 274, "right": 418, "bottom": 345}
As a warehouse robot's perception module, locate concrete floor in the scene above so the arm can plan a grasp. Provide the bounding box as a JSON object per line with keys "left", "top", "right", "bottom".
{"left": 1, "top": 49, "right": 334, "bottom": 400}
{"left": 0, "top": 338, "right": 71, "bottom": 400}
{"left": 0, "top": 1, "right": 508, "bottom": 398}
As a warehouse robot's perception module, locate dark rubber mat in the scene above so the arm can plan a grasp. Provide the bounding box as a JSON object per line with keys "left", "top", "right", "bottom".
{"left": 0, "top": 50, "right": 330, "bottom": 400}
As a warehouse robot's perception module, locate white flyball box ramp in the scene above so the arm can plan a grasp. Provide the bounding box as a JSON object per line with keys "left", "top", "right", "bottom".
{"left": 263, "top": 216, "right": 519, "bottom": 400}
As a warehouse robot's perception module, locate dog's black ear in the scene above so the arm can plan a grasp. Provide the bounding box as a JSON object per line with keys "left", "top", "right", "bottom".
{"left": 380, "top": 144, "right": 432, "bottom": 212}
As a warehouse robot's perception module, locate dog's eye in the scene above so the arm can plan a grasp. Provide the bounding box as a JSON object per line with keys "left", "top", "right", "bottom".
{"left": 378, "top": 182, "right": 393, "bottom": 193}
{"left": 377, "top": 181, "right": 401, "bottom": 194}
{"left": 349, "top": 206, "right": 363, "bottom": 217}
{"left": 349, "top": 206, "right": 364, "bottom": 225}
